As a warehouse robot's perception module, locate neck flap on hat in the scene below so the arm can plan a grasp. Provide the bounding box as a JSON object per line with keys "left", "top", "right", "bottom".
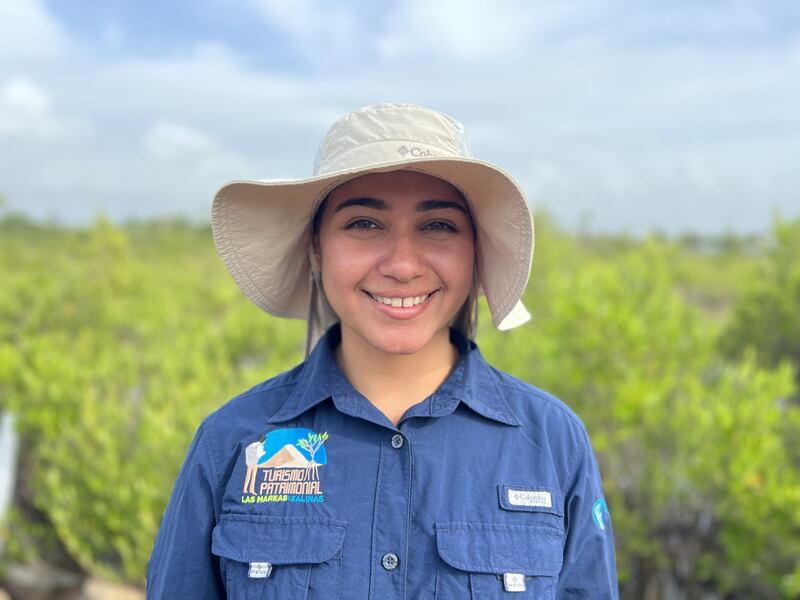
{"left": 305, "top": 246, "right": 339, "bottom": 357}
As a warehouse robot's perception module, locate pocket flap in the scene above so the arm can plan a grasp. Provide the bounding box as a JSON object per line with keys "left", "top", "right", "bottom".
{"left": 212, "top": 514, "right": 346, "bottom": 564}
{"left": 435, "top": 522, "right": 563, "bottom": 576}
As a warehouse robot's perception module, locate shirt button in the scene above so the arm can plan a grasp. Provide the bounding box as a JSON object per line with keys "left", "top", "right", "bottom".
{"left": 381, "top": 552, "right": 399, "bottom": 571}
{"left": 391, "top": 434, "right": 404, "bottom": 449}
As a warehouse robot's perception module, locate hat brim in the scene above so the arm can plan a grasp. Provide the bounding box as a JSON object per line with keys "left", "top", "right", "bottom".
{"left": 211, "top": 156, "right": 534, "bottom": 328}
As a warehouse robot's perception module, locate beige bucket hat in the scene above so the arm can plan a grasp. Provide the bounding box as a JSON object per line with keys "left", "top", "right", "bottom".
{"left": 211, "top": 103, "right": 534, "bottom": 354}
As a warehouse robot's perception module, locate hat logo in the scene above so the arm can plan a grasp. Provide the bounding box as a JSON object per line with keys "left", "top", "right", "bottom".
{"left": 396, "top": 145, "right": 435, "bottom": 158}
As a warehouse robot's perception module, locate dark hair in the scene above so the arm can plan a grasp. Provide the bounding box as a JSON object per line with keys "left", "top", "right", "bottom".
{"left": 310, "top": 194, "right": 329, "bottom": 237}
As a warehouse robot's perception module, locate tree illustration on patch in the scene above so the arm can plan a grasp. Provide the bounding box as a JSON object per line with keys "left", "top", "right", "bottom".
{"left": 297, "top": 432, "right": 328, "bottom": 480}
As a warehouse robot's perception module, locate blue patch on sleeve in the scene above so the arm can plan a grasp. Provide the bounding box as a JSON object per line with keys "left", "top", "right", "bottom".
{"left": 592, "top": 498, "right": 610, "bottom": 531}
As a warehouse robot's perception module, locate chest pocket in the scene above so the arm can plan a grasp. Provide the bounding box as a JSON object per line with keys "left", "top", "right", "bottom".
{"left": 434, "top": 522, "right": 563, "bottom": 599}
{"left": 211, "top": 514, "right": 347, "bottom": 600}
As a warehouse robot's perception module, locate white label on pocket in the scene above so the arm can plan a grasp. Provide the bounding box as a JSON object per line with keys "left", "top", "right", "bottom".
{"left": 508, "top": 488, "right": 552, "bottom": 508}
{"left": 248, "top": 562, "right": 273, "bottom": 578}
{"left": 503, "top": 572, "right": 527, "bottom": 592}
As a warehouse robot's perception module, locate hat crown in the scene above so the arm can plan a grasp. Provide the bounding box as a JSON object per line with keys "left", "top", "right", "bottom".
{"left": 314, "top": 103, "right": 473, "bottom": 176}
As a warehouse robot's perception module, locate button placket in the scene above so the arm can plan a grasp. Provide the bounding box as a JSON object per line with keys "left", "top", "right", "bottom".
{"left": 367, "top": 428, "right": 411, "bottom": 597}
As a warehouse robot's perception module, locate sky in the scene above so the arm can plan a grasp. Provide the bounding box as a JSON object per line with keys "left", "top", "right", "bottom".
{"left": 0, "top": 0, "right": 798, "bottom": 236}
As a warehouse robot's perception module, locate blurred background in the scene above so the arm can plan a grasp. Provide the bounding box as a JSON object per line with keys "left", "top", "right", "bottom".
{"left": 1, "top": 0, "right": 799, "bottom": 598}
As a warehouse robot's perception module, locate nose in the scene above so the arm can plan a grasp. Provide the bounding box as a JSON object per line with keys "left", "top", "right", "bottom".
{"left": 376, "top": 231, "right": 425, "bottom": 282}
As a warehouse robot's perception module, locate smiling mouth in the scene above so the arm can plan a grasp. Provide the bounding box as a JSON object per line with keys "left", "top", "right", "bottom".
{"left": 364, "top": 290, "right": 438, "bottom": 308}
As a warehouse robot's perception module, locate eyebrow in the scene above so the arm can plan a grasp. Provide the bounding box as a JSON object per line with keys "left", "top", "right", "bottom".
{"left": 333, "top": 197, "right": 469, "bottom": 215}
{"left": 334, "top": 197, "right": 389, "bottom": 213}
{"left": 417, "top": 199, "right": 469, "bottom": 215}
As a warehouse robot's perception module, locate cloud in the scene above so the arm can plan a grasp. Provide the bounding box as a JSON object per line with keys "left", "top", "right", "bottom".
{"left": 1, "top": 0, "right": 798, "bottom": 233}
{"left": 143, "top": 121, "right": 216, "bottom": 161}
{"left": 0, "top": 78, "right": 50, "bottom": 121}
{"left": 0, "top": 0, "right": 70, "bottom": 59}
{"left": 253, "top": 0, "right": 356, "bottom": 40}
{"left": 5, "top": 115, "right": 258, "bottom": 224}
{"left": 379, "top": 0, "right": 577, "bottom": 62}
{"left": 0, "top": 78, "right": 88, "bottom": 141}
{"left": 250, "top": 0, "right": 360, "bottom": 65}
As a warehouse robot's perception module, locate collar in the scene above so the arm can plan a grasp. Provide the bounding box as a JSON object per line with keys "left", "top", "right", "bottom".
{"left": 268, "top": 324, "right": 520, "bottom": 427}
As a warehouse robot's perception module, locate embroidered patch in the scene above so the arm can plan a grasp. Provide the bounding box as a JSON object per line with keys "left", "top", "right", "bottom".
{"left": 592, "top": 498, "right": 610, "bottom": 531}
{"left": 508, "top": 488, "right": 552, "bottom": 508}
{"left": 241, "top": 428, "right": 329, "bottom": 504}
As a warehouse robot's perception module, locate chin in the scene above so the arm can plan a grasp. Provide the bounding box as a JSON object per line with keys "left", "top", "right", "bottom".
{"left": 362, "top": 325, "right": 438, "bottom": 356}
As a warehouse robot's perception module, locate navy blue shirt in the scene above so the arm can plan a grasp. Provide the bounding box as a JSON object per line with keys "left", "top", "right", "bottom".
{"left": 147, "top": 324, "right": 618, "bottom": 598}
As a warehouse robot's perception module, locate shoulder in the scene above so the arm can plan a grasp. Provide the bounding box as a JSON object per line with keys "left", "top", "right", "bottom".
{"left": 488, "top": 365, "right": 595, "bottom": 466}
{"left": 206, "top": 362, "right": 305, "bottom": 428}
{"left": 192, "top": 362, "right": 306, "bottom": 466}
{"left": 491, "top": 366, "right": 587, "bottom": 427}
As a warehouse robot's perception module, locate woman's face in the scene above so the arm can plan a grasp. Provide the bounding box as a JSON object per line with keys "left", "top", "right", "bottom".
{"left": 315, "top": 170, "right": 475, "bottom": 356}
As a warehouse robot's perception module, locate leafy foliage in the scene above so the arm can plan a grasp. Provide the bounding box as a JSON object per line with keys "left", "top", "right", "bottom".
{"left": 0, "top": 216, "right": 304, "bottom": 580}
{"left": 480, "top": 223, "right": 800, "bottom": 597}
{"left": 1, "top": 213, "right": 798, "bottom": 597}
{"left": 718, "top": 217, "right": 800, "bottom": 393}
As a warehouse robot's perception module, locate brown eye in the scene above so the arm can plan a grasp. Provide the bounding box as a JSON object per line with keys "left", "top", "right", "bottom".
{"left": 346, "top": 219, "right": 379, "bottom": 230}
{"left": 423, "top": 221, "right": 456, "bottom": 232}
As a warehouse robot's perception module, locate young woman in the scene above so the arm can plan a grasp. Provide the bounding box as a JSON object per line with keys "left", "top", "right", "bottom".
{"left": 147, "top": 103, "right": 619, "bottom": 598}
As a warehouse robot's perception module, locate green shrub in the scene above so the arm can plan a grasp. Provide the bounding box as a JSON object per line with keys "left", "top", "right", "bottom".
{"left": 2, "top": 215, "right": 798, "bottom": 597}
{"left": 718, "top": 216, "right": 800, "bottom": 393}
{"left": 480, "top": 236, "right": 800, "bottom": 597}
{"left": 0, "top": 217, "right": 303, "bottom": 580}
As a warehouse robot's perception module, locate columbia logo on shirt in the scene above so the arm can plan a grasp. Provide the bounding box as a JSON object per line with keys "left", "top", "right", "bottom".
{"left": 507, "top": 488, "right": 552, "bottom": 508}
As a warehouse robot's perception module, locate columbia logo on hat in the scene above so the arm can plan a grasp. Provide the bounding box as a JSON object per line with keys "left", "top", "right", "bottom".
{"left": 396, "top": 145, "right": 434, "bottom": 157}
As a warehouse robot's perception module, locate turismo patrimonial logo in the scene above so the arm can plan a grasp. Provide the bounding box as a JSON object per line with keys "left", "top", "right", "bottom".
{"left": 242, "top": 428, "right": 329, "bottom": 504}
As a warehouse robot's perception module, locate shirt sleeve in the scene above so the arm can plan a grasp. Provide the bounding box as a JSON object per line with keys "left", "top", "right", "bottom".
{"left": 557, "top": 421, "right": 620, "bottom": 599}
{"left": 147, "top": 420, "right": 225, "bottom": 599}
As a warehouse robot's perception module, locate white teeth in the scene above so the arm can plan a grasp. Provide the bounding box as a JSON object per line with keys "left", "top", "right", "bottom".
{"left": 373, "top": 293, "right": 430, "bottom": 307}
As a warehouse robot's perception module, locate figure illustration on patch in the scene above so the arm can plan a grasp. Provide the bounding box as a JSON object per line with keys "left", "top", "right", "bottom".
{"left": 241, "top": 428, "right": 329, "bottom": 504}
{"left": 243, "top": 434, "right": 266, "bottom": 494}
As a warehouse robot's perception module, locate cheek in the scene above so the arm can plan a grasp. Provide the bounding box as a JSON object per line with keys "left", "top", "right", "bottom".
{"left": 319, "top": 237, "right": 375, "bottom": 290}
{"left": 431, "top": 238, "right": 475, "bottom": 286}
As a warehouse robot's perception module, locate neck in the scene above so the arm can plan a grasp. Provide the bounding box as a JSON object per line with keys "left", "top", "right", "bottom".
{"left": 335, "top": 325, "right": 460, "bottom": 425}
